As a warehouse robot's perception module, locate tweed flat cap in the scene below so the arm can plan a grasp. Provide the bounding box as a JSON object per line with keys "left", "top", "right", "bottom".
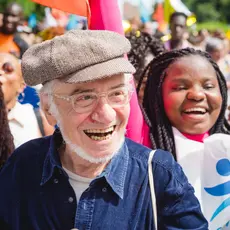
{"left": 22, "top": 29, "right": 135, "bottom": 86}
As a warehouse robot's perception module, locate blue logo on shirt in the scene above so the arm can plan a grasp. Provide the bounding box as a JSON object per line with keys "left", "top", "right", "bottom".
{"left": 204, "top": 158, "right": 230, "bottom": 221}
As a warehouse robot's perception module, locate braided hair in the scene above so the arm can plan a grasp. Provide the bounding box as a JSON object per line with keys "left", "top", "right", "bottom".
{"left": 0, "top": 86, "right": 14, "bottom": 168}
{"left": 142, "top": 47, "right": 230, "bottom": 160}
{"left": 126, "top": 31, "right": 165, "bottom": 82}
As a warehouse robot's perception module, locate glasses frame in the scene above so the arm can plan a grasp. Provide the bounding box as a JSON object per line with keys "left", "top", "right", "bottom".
{"left": 50, "top": 85, "right": 134, "bottom": 114}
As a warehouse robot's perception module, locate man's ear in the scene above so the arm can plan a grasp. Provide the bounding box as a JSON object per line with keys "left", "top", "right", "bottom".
{"left": 40, "top": 94, "right": 57, "bottom": 126}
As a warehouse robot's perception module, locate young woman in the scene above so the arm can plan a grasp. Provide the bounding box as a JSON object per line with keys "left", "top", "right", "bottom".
{"left": 141, "top": 47, "right": 230, "bottom": 155}
{"left": 139, "top": 47, "right": 230, "bottom": 228}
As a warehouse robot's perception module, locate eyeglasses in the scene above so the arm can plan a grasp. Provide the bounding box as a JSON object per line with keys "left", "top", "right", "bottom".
{"left": 51, "top": 86, "right": 134, "bottom": 114}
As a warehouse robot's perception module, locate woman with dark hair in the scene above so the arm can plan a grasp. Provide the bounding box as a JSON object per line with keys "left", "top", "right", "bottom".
{"left": 141, "top": 47, "right": 230, "bottom": 155}
{"left": 138, "top": 47, "right": 230, "bottom": 228}
{"left": 0, "top": 85, "right": 14, "bottom": 169}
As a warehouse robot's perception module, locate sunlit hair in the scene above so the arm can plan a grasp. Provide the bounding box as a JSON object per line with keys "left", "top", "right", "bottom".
{"left": 0, "top": 86, "right": 14, "bottom": 168}
{"left": 126, "top": 31, "right": 165, "bottom": 82}
{"left": 142, "top": 47, "right": 230, "bottom": 160}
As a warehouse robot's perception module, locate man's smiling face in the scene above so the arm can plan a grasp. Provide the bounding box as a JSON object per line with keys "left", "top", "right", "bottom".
{"left": 47, "top": 74, "right": 131, "bottom": 163}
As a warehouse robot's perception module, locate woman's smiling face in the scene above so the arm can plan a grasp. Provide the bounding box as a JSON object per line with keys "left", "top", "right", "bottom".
{"left": 162, "top": 55, "right": 222, "bottom": 134}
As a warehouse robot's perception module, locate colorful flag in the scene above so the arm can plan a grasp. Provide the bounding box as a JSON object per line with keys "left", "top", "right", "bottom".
{"left": 31, "top": 0, "right": 90, "bottom": 19}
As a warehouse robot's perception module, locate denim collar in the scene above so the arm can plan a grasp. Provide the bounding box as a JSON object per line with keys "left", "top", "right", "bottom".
{"left": 40, "top": 129, "right": 129, "bottom": 199}
{"left": 40, "top": 129, "right": 64, "bottom": 186}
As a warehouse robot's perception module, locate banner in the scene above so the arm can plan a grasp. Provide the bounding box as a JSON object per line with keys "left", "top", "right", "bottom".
{"left": 31, "top": 0, "right": 90, "bottom": 19}
{"left": 174, "top": 128, "right": 230, "bottom": 230}
{"left": 202, "top": 134, "right": 230, "bottom": 229}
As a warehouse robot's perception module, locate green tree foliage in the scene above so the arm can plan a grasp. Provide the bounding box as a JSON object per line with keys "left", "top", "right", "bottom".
{"left": 183, "top": 0, "right": 230, "bottom": 23}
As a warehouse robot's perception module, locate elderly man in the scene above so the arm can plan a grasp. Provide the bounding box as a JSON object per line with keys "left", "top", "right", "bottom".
{"left": 0, "top": 30, "right": 208, "bottom": 229}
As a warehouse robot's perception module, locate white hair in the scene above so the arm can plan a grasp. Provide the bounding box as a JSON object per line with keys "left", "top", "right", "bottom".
{"left": 39, "top": 79, "right": 59, "bottom": 116}
{"left": 124, "top": 73, "right": 132, "bottom": 83}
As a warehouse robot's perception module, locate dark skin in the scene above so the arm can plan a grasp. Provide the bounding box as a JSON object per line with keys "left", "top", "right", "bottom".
{"left": 1, "top": 3, "right": 23, "bottom": 35}
{"left": 170, "top": 15, "right": 187, "bottom": 49}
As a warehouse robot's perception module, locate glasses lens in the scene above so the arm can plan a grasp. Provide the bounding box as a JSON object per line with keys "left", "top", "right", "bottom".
{"left": 2, "top": 62, "right": 14, "bottom": 74}
{"left": 108, "top": 88, "right": 130, "bottom": 106}
{"left": 73, "top": 93, "right": 97, "bottom": 109}
{"left": 72, "top": 88, "right": 133, "bottom": 113}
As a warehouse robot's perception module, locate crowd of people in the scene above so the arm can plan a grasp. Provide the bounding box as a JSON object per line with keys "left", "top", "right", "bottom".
{"left": 0, "top": 1, "right": 230, "bottom": 229}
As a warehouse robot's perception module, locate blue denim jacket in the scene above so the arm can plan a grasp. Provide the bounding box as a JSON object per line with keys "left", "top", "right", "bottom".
{"left": 0, "top": 130, "right": 208, "bottom": 230}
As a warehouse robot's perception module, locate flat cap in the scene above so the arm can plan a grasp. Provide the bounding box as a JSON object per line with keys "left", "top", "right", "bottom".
{"left": 22, "top": 29, "right": 135, "bottom": 86}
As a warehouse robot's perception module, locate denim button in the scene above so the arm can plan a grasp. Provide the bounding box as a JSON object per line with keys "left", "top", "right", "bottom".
{"left": 102, "top": 187, "right": 107, "bottom": 192}
{"left": 68, "top": 197, "right": 74, "bottom": 203}
{"left": 53, "top": 178, "right": 59, "bottom": 184}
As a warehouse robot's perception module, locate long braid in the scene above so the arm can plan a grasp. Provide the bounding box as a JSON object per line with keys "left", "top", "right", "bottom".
{"left": 0, "top": 86, "right": 14, "bottom": 168}
{"left": 142, "top": 47, "right": 230, "bottom": 160}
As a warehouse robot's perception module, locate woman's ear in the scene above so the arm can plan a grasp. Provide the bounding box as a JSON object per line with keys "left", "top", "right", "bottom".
{"left": 40, "top": 93, "right": 57, "bottom": 126}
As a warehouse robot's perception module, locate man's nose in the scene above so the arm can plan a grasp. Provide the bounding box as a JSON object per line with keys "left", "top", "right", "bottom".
{"left": 91, "top": 98, "right": 116, "bottom": 124}
{"left": 187, "top": 87, "right": 205, "bottom": 101}
{"left": 175, "top": 26, "right": 181, "bottom": 33}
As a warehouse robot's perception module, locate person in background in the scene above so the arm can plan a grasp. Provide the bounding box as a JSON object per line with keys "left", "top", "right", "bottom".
{"left": 126, "top": 31, "right": 165, "bottom": 104}
{"left": 0, "top": 52, "right": 54, "bottom": 148}
{"left": 0, "top": 2, "right": 28, "bottom": 58}
{"left": 206, "top": 37, "right": 230, "bottom": 120}
{"left": 0, "top": 85, "right": 14, "bottom": 170}
{"left": 164, "top": 12, "right": 193, "bottom": 50}
{"left": 205, "top": 37, "right": 224, "bottom": 64}
{"left": 0, "top": 29, "right": 208, "bottom": 229}
{"left": 188, "top": 29, "right": 209, "bottom": 50}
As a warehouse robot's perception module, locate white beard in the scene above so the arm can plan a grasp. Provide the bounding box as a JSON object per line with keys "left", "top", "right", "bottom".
{"left": 50, "top": 102, "right": 125, "bottom": 163}
{"left": 62, "top": 132, "right": 125, "bottom": 164}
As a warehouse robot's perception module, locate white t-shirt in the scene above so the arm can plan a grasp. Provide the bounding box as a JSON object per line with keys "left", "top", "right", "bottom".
{"left": 63, "top": 167, "right": 92, "bottom": 203}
